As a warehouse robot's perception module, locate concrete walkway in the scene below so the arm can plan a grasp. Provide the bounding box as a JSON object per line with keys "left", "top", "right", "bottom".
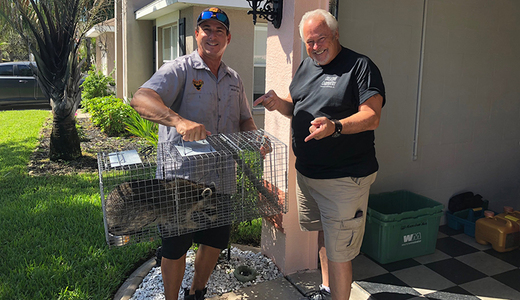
{"left": 210, "top": 269, "right": 371, "bottom": 300}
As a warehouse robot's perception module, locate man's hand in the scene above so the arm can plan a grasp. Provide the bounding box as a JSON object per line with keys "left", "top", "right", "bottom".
{"left": 257, "top": 135, "right": 273, "bottom": 158}
{"left": 304, "top": 117, "right": 336, "bottom": 142}
{"left": 253, "top": 90, "right": 294, "bottom": 118}
{"left": 176, "top": 118, "right": 211, "bottom": 141}
{"left": 253, "top": 90, "right": 281, "bottom": 111}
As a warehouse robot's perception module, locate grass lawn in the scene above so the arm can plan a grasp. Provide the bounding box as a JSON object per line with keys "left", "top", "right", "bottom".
{"left": 0, "top": 110, "right": 159, "bottom": 300}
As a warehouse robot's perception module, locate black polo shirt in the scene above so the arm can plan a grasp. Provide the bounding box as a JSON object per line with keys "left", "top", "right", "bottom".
{"left": 289, "top": 47, "right": 386, "bottom": 179}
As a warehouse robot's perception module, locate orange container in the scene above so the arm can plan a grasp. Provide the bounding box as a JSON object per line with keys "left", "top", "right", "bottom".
{"left": 475, "top": 210, "right": 520, "bottom": 252}
{"left": 499, "top": 210, "right": 520, "bottom": 226}
{"left": 496, "top": 206, "right": 520, "bottom": 227}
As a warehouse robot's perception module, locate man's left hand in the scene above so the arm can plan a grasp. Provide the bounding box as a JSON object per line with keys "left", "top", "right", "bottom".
{"left": 304, "top": 117, "right": 335, "bottom": 142}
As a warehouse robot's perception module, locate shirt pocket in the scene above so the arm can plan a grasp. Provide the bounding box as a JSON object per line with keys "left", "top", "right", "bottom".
{"left": 221, "top": 88, "right": 241, "bottom": 125}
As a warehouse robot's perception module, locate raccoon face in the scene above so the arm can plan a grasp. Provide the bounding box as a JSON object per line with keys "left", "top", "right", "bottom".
{"left": 183, "top": 186, "right": 219, "bottom": 229}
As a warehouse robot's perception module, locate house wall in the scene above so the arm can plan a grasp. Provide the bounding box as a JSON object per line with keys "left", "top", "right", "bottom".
{"left": 95, "top": 32, "right": 115, "bottom": 77}
{"left": 115, "top": 0, "right": 123, "bottom": 98}
{"left": 121, "top": 0, "right": 154, "bottom": 101}
{"left": 338, "top": 0, "right": 520, "bottom": 219}
{"left": 180, "top": 6, "right": 196, "bottom": 54}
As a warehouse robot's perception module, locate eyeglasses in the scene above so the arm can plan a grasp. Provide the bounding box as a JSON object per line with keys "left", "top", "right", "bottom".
{"left": 199, "top": 11, "right": 228, "bottom": 23}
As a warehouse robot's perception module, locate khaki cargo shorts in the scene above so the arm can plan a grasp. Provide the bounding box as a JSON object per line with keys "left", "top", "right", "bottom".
{"left": 296, "top": 171, "right": 377, "bottom": 262}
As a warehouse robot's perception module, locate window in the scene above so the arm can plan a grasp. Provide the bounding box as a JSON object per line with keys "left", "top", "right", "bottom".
{"left": 17, "top": 64, "right": 34, "bottom": 77}
{"left": 0, "top": 65, "right": 13, "bottom": 76}
{"left": 253, "top": 24, "right": 267, "bottom": 102}
{"left": 162, "top": 24, "right": 178, "bottom": 63}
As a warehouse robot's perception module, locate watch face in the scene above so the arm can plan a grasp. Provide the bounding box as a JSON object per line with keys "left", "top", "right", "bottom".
{"left": 332, "top": 131, "right": 341, "bottom": 138}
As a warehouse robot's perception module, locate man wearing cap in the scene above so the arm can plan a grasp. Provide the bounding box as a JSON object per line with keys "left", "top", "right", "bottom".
{"left": 131, "top": 7, "right": 257, "bottom": 300}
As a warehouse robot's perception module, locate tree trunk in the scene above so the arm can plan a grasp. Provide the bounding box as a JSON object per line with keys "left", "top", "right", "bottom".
{"left": 49, "top": 109, "right": 82, "bottom": 161}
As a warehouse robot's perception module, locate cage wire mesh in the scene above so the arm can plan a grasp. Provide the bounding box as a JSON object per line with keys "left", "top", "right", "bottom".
{"left": 97, "top": 129, "right": 288, "bottom": 246}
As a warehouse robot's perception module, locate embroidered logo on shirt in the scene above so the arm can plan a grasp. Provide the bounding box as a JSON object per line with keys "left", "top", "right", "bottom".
{"left": 193, "top": 79, "right": 204, "bottom": 91}
{"left": 321, "top": 76, "right": 337, "bottom": 88}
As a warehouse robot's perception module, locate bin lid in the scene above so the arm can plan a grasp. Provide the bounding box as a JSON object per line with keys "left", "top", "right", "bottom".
{"left": 368, "top": 190, "right": 444, "bottom": 222}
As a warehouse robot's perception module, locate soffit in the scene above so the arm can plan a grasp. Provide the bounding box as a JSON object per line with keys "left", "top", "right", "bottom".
{"left": 135, "top": 0, "right": 250, "bottom": 20}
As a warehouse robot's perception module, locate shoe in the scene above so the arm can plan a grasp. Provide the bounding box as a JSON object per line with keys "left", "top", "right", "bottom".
{"left": 301, "top": 287, "right": 331, "bottom": 300}
{"left": 183, "top": 287, "right": 207, "bottom": 300}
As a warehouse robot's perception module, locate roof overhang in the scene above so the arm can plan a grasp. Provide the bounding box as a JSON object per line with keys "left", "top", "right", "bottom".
{"left": 135, "top": 0, "right": 250, "bottom": 20}
{"left": 86, "top": 18, "right": 115, "bottom": 38}
{"left": 86, "top": 25, "right": 115, "bottom": 37}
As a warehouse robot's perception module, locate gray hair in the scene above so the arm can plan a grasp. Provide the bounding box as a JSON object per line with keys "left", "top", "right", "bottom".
{"left": 299, "top": 9, "right": 338, "bottom": 40}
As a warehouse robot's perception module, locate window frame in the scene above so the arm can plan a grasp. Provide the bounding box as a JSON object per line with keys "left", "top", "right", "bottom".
{"left": 253, "top": 23, "right": 268, "bottom": 112}
{"left": 161, "top": 23, "right": 179, "bottom": 65}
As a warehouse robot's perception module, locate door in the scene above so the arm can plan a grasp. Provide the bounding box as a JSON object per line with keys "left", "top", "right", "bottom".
{"left": 16, "top": 63, "right": 38, "bottom": 103}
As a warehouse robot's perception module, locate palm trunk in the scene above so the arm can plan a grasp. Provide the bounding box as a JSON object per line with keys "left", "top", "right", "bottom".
{"left": 49, "top": 108, "right": 81, "bottom": 161}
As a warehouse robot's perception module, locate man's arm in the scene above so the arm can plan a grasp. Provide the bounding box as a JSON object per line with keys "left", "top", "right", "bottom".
{"left": 130, "top": 88, "right": 210, "bottom": 141}
{"left": 253, "top": 90, "right": 294, "bottom": 118}
{"left": 239, "top": 117, "right": 258, "bottom": 132}
{"left": 304, "top": 94, "right": 384, "bottom": 142}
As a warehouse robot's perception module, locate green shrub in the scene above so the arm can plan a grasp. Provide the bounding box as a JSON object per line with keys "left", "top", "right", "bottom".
{"left": 80, "top": 67, "right": 115, "bottom": 110}
{"left": 87, "top": 96, "right": 132, "bottom": 136}
{"left": 230, "top": 218, "right": 262, "bottom": 246}
{"left": 124, "top": 108, "right": 159, "bottom": 147}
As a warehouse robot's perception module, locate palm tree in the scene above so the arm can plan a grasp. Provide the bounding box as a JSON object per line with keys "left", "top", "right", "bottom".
{"left": 0, "top": 0, "right": 111, "bottom": 160}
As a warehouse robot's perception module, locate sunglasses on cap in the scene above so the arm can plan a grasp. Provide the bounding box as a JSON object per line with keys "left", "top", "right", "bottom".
{"left": 199, "top": 11, "right": 228, "bottom": 23}
{"left": 197, "top": 8, "right": 230, "bottom": 30}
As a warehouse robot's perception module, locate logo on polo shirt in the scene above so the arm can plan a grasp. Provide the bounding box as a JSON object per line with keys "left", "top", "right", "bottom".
{"left": 321, "top": 76, "right": 337, "bottom": 88}
{"left": 193, "top": 79, "right": 204, "bottom": 91}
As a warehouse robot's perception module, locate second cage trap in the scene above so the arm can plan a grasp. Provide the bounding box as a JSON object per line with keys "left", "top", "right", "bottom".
{"left": 97, "top": 130, "right": 288, "bottom": 246}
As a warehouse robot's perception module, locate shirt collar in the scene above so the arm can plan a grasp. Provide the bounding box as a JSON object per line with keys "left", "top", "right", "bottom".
{"left": 191, "top": 50, "right": 231, "bottom": 78}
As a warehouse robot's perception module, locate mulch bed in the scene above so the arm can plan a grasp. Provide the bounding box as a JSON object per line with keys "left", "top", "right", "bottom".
{"left": 28, "top": 113, "right": 146, "bottom": 176}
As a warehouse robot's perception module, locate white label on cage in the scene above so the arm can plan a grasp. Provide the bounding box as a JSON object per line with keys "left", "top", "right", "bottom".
{"left": 108, "top": 150, "right": 142, "bottom": 167}
{"left": 175, "top": 140, "right": 216, "bottom": 157}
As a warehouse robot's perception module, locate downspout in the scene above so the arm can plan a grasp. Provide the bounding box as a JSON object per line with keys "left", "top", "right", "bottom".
{"left": 413, "top": 0, "right": 428, "bottom": 161}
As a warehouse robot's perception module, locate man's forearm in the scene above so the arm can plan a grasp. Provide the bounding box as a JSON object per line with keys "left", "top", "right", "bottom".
{"left": 130, "top": 88, "right": 182, "bottom": 127}
{"left": 338, "top": 94, "right": 383, "bottom": 134}
{"left": 277, "top": 97, "right": 295, "bottom": 118}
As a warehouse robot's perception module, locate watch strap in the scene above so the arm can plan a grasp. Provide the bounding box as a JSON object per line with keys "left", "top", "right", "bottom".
{"left": 331, "top": 119, "right": 342, "bottom": 138}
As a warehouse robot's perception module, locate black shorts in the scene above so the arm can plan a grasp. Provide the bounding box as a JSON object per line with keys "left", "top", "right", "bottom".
{"left": 161, "top": 225, "right": 231, "bottom": 260}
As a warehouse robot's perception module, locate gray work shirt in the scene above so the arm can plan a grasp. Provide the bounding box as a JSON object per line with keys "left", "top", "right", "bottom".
{"left": 140, "top": 51, "right": 251, "bottom": 193}
{"left": 141, "top": 50, "right": 253, "bottom": 144}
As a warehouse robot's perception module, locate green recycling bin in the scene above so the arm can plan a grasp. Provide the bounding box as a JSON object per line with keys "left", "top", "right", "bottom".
{"left": 361, "top": 190, "right": 444, "bottom": 264}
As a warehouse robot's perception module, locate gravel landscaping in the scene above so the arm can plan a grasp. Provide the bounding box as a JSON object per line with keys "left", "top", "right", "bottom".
{"left": 130, "top": 246, "right": 283, "bottom": 300}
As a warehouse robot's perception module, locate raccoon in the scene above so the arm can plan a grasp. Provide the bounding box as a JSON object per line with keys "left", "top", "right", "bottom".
{"left": 105, "top": 178, "right": 219, "bottom": 236}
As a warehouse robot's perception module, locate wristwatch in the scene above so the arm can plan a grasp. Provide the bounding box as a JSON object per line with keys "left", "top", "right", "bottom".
{"left": 331, "top": 119, "right": 342, "bottom": 138}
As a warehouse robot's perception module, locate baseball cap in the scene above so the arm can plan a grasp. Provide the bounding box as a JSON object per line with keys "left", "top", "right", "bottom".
{"left": 197, "top": 7, "right": 230, "bottom": 31}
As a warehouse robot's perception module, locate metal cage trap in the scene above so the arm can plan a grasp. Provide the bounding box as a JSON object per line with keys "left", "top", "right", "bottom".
{"left": 97, "top": 129, "right": 288, "bottom": 246}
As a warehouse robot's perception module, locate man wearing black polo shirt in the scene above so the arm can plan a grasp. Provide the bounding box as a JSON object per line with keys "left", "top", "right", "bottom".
{"left": 254, "top": 9, "right": 385, "bottom": 300}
